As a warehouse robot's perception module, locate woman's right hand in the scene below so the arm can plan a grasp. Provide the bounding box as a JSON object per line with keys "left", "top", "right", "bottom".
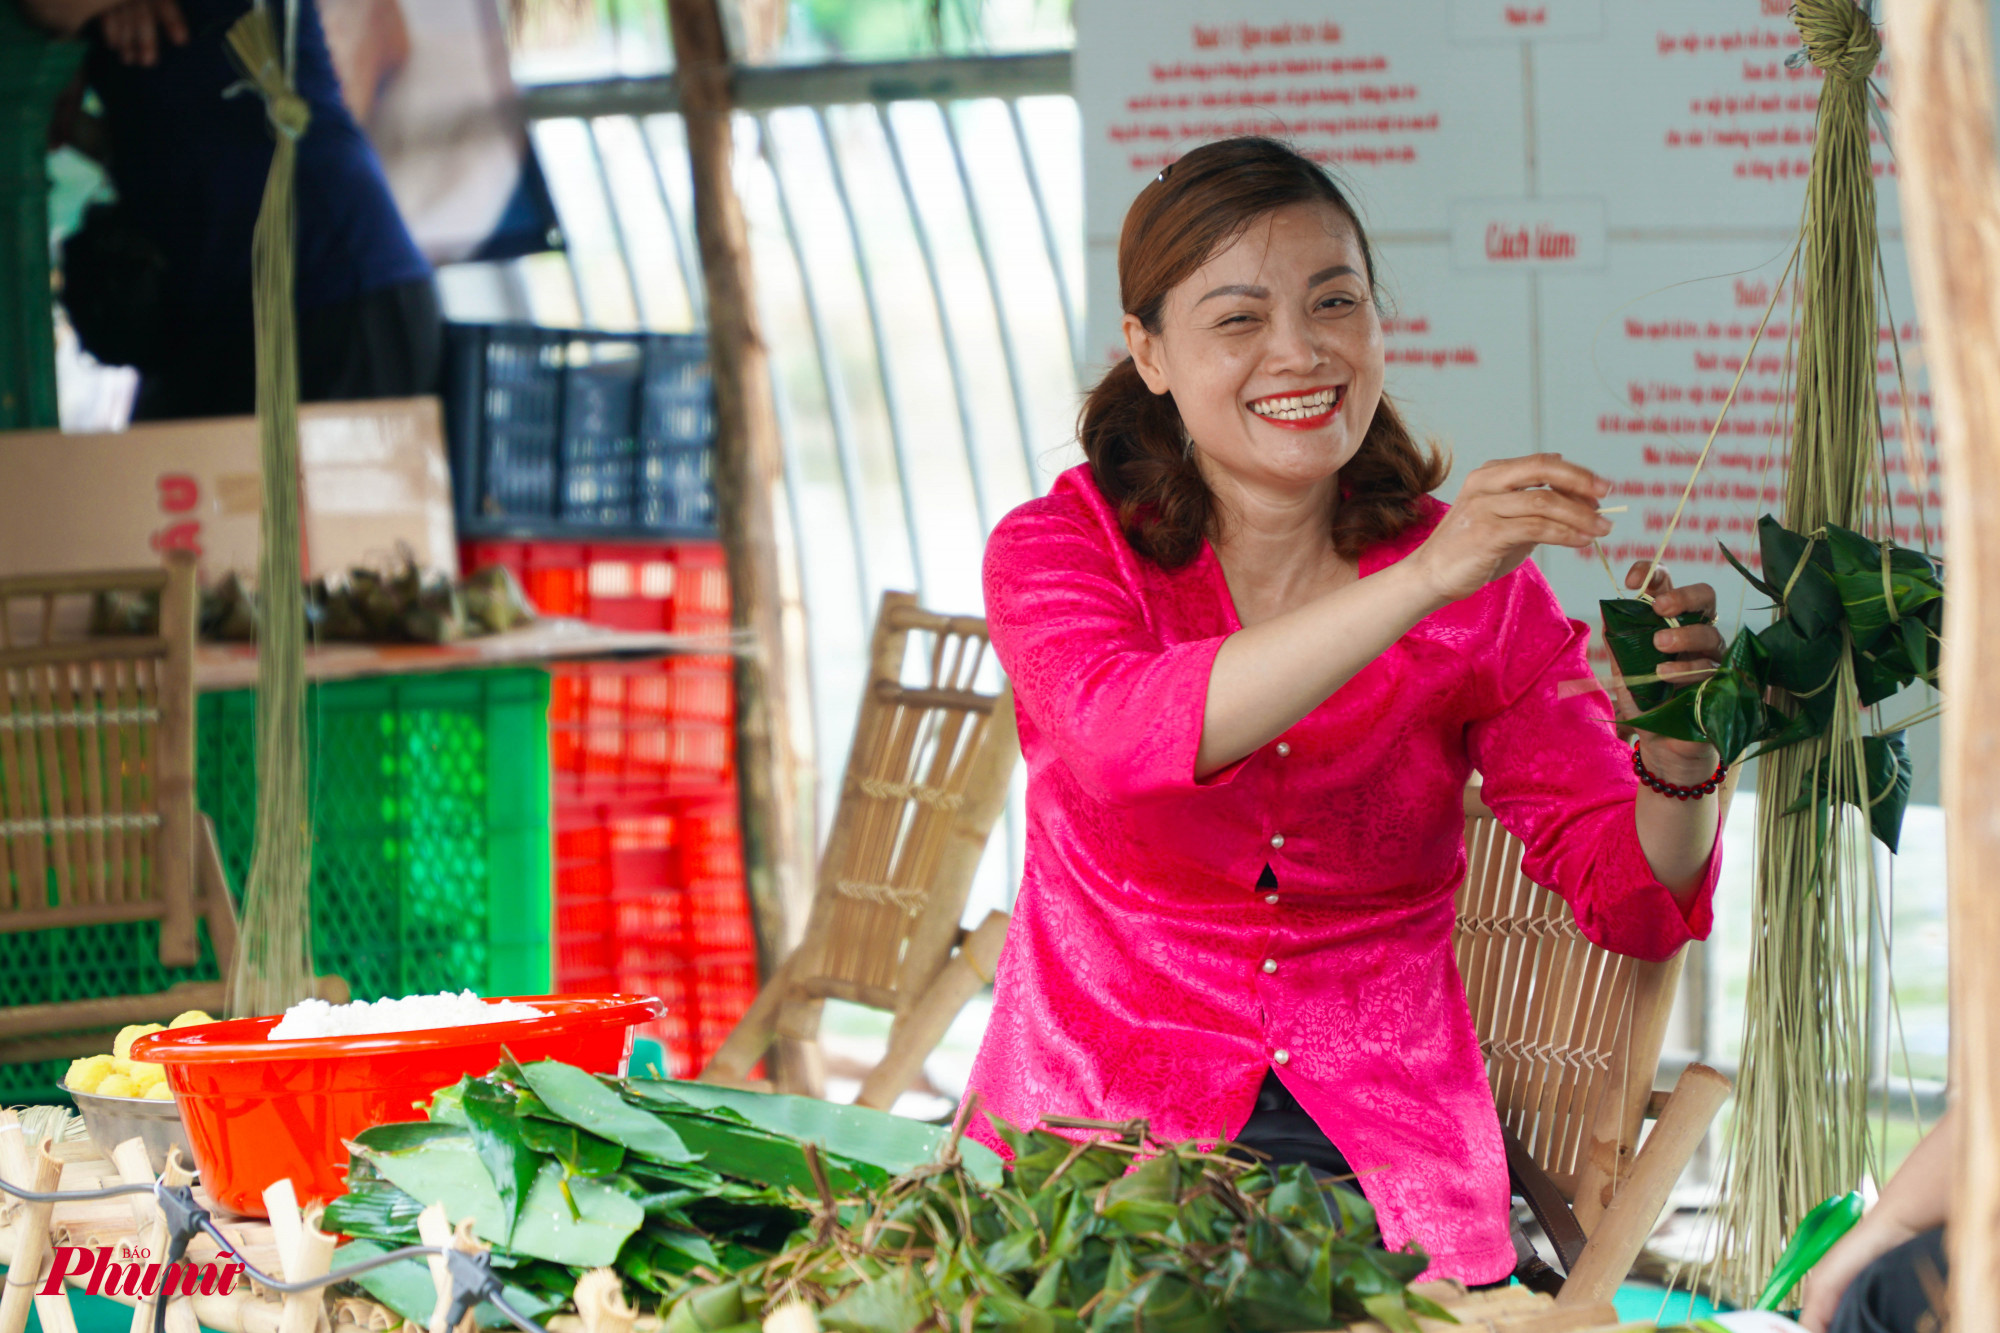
{"left": 1408, "top": 454, "right": 1612, "bottom": 608}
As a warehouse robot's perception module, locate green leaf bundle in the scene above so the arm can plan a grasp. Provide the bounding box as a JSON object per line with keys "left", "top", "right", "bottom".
{"left": 324, "top": 1057, "right": 1002, "bottom": 1324}
{"left": 665, "top": 1120, "right": 1451, "bottom": 1333}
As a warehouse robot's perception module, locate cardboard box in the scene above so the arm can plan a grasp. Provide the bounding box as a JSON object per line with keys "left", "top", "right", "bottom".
{"left": 0, "top": 397, "right": 459, "bottom": 585}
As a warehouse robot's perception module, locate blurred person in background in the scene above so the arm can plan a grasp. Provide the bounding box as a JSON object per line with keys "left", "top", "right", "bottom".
{"left": 1799, "top": 1104, "right": 1954, "bottom": 1333}
{"left": 21, "top": 0, "right": 440, "bottom": 420}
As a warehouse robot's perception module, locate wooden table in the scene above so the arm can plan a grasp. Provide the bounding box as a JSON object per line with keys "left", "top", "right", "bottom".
{"left": 194, "top": 620, "right": 735, "bottom": 692}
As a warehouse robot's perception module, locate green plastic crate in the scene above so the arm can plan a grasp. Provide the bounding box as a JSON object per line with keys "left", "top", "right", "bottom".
{"left": 0, "top": 668, "right": 553, "bottom": 1103}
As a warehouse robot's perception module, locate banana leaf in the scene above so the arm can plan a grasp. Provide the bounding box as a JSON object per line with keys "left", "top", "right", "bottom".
{"left": 520, "top": 1060, "right": 695, "bottom": 1164}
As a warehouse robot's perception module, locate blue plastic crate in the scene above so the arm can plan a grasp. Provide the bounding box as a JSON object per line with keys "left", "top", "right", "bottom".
{"left": 446, "top": 323, "right": 717, "bottom": 540}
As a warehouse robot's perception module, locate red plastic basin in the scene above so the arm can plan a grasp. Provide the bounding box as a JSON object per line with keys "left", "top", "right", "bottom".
{"left": 130, "top": 995, "right": 665, "bottom": 1216}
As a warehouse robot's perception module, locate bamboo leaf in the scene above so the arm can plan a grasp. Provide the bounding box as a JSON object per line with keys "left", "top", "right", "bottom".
{"left": 462, "top": 1075, "right": 542, "bottom": 1237}
{"left": 1756, "top": 618, "right": 1842, "bottom": 701}
{"left": 1864, "top": 732, "right": 1914, "bottom": 853}
{"left": 662, "top": 1282, "right": 748, "bottom": 1333}
{"left": 1695, "top": 663, "right": 1768, "bottom": 768}
{"left": 628, "top": 1078, "right": 1004, "bottom": 1185}
{"left": 819, "top": 1266, "right": 931, "bottom": 1333}
{"left": 330, "top": 1239, "right": 558, "bottom": 1330}
{"left": 1361, "top": 1294, "right": 1422, "bottom": 1333}
{"left": 1759, "top": 516, "right": 1843, "bottom": 637}
{"left": 1720, "top": 541, "right": 1781, "bottom": 601}
{"left": 519, "top": 1060, "right": 695, "bottom": 1164}
{"left": 516, "top": 1114, "right": 626, "bottom": 1177}
{"left": 1822, "top": 523, "right": 1942, "bottom": 646}
{"left": 319, "top": 1182, "right": 427, "bottom": 1244}
{"left": 507, "top": 1158, "right": 647, "bottom": 1267}
{"left": 351, "top": 1132, "right": 509, "bottom": 1245}
{"left": 1599, "top": 599, "right": 1678, "bottom": 710}
{"left": 1622, "top": 689, "right": 1706, "bottom": 745}
{"left": 1741, "top": 706, "right": 1825, "bottom": 763}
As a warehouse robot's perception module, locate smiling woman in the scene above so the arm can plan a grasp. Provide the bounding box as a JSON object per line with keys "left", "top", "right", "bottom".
{"left": 962, "top": 136, "right": 1733, "bottom": 1286}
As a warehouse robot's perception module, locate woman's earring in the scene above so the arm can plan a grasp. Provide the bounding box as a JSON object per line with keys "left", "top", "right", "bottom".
{"left": 1182, "top": 431, "right": 1197, "bottom": 462}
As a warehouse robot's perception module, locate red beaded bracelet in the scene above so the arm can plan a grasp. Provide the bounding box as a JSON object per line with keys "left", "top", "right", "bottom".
{"left": 1632, "top": 740, "right": 1726, "bottom": 800}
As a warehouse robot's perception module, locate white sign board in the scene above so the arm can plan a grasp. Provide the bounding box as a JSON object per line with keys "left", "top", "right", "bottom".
{"left": 1077, "top": 0, "right": 1950, "bottom": 798}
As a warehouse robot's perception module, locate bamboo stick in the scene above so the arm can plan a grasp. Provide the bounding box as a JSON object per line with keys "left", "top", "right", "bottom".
{"left": 1881, "top": 2, "right": 2000, "bottom": 1327}
{"left": 856, "top": 911, "right": 1010, "bottom": 1110}
{"left": 1560, "top": 1064, "right": 1730, "bottom": 1306}
{"left": 663, "top": 0, "right": 820, "bottom": 1097}
{"left": 0, "top": 1120, "right": 69, "bottom": 1333}
{"left": 262, "top": 1179, "right": 335, "bottom": 1333}
{"left": 112, "top": 1140, "right": 197, "bottom": 1333}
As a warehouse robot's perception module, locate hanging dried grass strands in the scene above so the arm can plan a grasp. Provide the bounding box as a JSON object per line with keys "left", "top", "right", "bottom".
{"left": 222, "top": 7, "right": 317, "bottom": 1018}
{"left": 1711, "top": 0, "right": 1891, "bottom": 1302}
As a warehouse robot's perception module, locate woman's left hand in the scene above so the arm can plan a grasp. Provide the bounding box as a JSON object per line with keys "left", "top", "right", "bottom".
{"left": 1618, "top": 562, "right": 1725, "bottom": 783}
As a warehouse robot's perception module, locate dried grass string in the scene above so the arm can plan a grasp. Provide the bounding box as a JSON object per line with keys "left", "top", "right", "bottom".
{"left": 222, "top": 7, "right": 317, "bottom": 1017}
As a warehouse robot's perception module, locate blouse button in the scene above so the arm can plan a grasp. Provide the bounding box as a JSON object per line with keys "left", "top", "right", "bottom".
{"left": 1262, "top": 958, "right": 1278, "bottom": 974}
{"left": 1269, "top": 833, "right": 1285, "bottom": 849}
{"left": 1265, "top": 893, "right": 1279, "bottom": 905}
{"left": 1273, "top": 1049, "right": 1291, "bottom": 1065}
{"left": 1276, "top": 742, "right": 1291, "bottom": 757}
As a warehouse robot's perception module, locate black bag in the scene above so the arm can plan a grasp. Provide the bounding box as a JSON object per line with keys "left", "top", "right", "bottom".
{"left": 59, "top": 200, "right": 170, "bottom": 372}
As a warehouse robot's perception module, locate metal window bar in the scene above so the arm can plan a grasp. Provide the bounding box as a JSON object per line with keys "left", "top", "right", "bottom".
{"left": 511, "top": 55, "right": 1080, "bottom": 923}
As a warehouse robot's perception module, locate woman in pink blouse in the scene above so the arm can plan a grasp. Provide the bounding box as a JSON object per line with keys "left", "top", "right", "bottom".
{"left": 964, "top": 137, "right": 1726, "bottom": 1286}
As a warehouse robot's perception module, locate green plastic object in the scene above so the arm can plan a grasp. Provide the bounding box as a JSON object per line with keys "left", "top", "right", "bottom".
{"left": 1754, "top": 1191, "right": 1868, "bottom": 1311}
{"left": 0, "top": 8, "right": 84, "bottom": 431}
{"left": 0, "top": 668, "right": 554, "bottom": 1103}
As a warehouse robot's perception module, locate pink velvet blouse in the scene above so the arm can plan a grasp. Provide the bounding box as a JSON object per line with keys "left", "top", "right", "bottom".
{"left": 963, "top": 465, "right": 1721, "bottom": 1284}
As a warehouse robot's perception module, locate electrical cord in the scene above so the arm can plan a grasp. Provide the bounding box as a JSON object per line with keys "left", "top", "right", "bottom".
{"left": 0, "top": 1175, "right": 551, "bottom": 1333}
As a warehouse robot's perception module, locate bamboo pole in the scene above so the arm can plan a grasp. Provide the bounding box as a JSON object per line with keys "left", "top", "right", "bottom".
{"left": 662, "top": 0, "right": 821, "bottom": 1096}
{"left": 1880, "top": 3, "right": 2000, "bottom": 1328}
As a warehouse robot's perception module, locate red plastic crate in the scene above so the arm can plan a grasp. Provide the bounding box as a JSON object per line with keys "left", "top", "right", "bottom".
{"left": 549, "top": 658, "right": 736, "bottom": 801}
{"left": 617, "top": 953, "right": 761, "bottom": 1078}
{"left": 460, "top": 539, "right": 730, "bottom": 633}
{"left": 550, "top": 795, "right": 757, "bottom": 1063}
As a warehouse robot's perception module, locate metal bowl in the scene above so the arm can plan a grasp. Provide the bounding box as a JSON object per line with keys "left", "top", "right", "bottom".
{"left": 63, "top": 1083, "right": 196, "bottom": 1176}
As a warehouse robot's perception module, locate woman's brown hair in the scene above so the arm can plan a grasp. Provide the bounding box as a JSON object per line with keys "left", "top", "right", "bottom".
{"left": 1081, "top": 136, "right": 1449, "bottom": 568}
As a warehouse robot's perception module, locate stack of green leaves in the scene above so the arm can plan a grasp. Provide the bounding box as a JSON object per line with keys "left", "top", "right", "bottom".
{"left": 1600, "top": 513, "right": 1940, "bottom": 852}
{"left": 325, "top": 1060, "right": 1447, "bottom": 1333}
{"left": 323, "top": 1055, "right": 1002, "bottom": 1327}
{"left": 662, "top": 1120, "right": 1447, "bottom": 1333}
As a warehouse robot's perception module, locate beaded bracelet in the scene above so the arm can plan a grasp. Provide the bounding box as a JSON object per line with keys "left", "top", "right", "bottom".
{"left": 1632, "top": 740, "right": 1727, "bottom": 800}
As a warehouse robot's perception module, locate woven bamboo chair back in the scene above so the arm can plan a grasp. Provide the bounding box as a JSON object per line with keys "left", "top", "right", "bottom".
{"left": 791, "top": 592, "right": 1017, "bottom": 1017}
{"left": 0, "top": 556, "right": 201, "bottom": 968}
{"left": 1455, "top": 780, "right": 1686, "bottom": 1231}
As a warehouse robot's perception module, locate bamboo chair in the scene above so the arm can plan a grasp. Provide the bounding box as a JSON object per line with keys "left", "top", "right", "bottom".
{"left": 0, "top": 556, "right": 243, "bottom": 1066}
{"left": 1457, "top": 778, "right": 1733, "bottom": 1304}
{"left": 701, "top": 592, "right": 1017, "bottom": 1110}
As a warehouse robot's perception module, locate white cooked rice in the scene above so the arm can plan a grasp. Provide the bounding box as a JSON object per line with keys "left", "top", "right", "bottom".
{"left": 267, "top": 990, "right": 546, "bottom": 1041}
